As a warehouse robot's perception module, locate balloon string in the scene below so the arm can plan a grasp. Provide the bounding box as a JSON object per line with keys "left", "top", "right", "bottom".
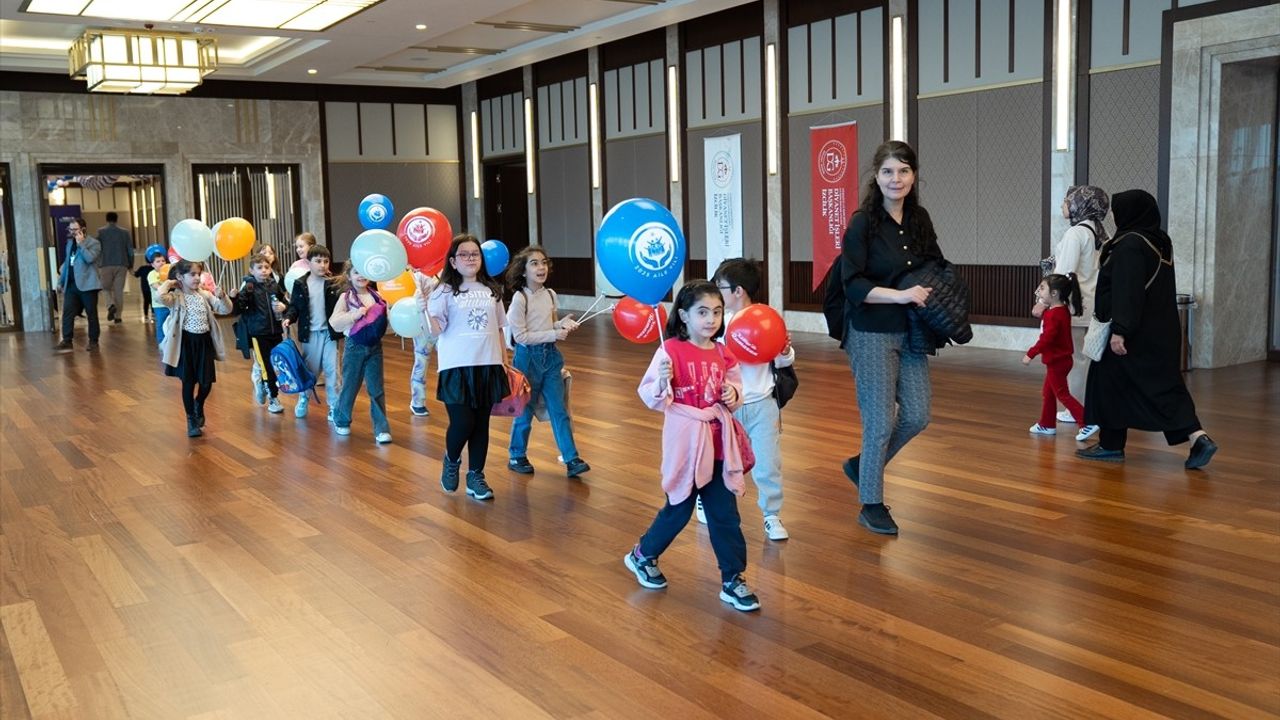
{"left": 578, "top": 293, "right": 605, "bottom": 322}
{"left": 578, "top": 303, "right": 615, "bottom": 323}
{"left": 654, "top": 303, "right": 665, "bottom": 345}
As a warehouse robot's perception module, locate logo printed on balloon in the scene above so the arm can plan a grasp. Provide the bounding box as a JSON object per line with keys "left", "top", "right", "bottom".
{"left": 402, "top": 217, "right": 435, "bottom": 248}
{"left": 630, "top": 222, "right": 678, "bottom": 277}
{"left": 368, "top": 205, "right": 387, "bottom": 223}
{"left": 728, "top": 329, "right": 758, "bottom": 358}
{"left": 361, "top": 255, "right": 395, "bottom": 280}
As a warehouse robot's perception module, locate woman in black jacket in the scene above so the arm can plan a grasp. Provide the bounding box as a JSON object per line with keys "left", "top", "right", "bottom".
{"left": 1077, "top": 189, "right": 1217, "bottom": 468}
{"left": 837, "top": 141, "right": 944, "bottom": 535}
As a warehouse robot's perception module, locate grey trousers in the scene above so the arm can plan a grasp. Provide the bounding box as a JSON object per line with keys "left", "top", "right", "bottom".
{"left": 844, "top": 327, "right": 931, "bottom": 504}
{"left": 99, "top": 265, "right": 128, "bottom": 311}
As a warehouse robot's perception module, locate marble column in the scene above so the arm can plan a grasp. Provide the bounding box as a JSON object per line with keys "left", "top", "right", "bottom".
{"left": 524, "top": 67, "right": 539, "bottom": 247}
{"left": 461, "top": 82, "right": 484, "bottom": 238}
{"left": 666, "top": 25, "right": 685, "bottom": 293}
{"left": 763, "top": 0, "right": 784, "bottom": 310}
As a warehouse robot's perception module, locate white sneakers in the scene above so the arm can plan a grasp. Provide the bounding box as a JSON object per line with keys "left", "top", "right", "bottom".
{"left": 1076, "top": 425, "right": 1100, "bottom": 441}
{"left": 267, "top": 398, "right": 284, "bottom": 414}
{"left": 1029, "top": 423, "right": 1056, "bottom": 435}
{"left": 1056, "top": 410, "right": 1077, "bottom": 423}
{"left": 375, "top": 432, "right": 392, "bottom": 444}
{"left": 295, "top": 395, "right": 308, "bottom": 418}
{"left": 1033, "top": 421, "right": 1099, "bottom": 441}
{"left": 695, "top": 497, "right": 707, "bottom": 524}
{"left": 763, "top": 516, "right": 789, "bottom": 541}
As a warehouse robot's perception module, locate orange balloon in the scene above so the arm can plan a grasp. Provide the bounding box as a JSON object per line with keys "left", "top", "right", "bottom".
{"left": 151, "top": 263, "right": 171, "bottom": 284}
{"left": 377, "top": 269, "right": 415, "bottom": 305}
{"left": 214, "top": 217, "right": 256, "bottom": 261}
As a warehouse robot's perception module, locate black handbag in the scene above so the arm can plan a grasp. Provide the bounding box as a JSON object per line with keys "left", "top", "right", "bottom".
{"left": 771, "top": 361, "right": 798, "bottom": 409}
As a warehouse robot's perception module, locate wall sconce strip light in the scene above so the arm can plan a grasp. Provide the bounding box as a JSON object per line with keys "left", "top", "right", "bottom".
{"left": 765, "top": 43, "right": 778, "bottom": 176}
{"left": 890, "top": 15, "right": 906, "bottom": 142}
{"left": 667, "top": 65, "right": 681, "bottom": 183}
{"left": 589, "top": 82, "right": 601, "bottom": 190}
{"left": 524, "top": 97, "right": 536, "bottom": 194}
{"left": 1054, "top": 0, "right": 1072, "bottom": 151}
{"left": 470, "top": 110, "right": 481, "bottom": 199}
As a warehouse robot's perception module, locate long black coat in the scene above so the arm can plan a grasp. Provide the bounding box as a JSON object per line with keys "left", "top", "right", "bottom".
{"left": 1084, "top": 195, "right": 1198, "bottom": 432}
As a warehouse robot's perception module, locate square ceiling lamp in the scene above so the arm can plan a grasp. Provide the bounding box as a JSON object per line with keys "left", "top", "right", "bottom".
{"left": 23, "top": 0, "right": 383, "bottom": 31}
{"left": 69, "top": 28, "right": 217, "bottom": 94}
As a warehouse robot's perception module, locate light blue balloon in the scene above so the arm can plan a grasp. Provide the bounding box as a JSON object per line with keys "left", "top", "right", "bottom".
{"left": 595, "top": 198, "right": 686, "bottom": 305}
{"left": 350, "top": 229, "right": 407, "bottom": 282}
{"left": 388, "top": 297, "right": 425, "bottom": 337}
{"left": 358, "top": 193, "right": 395, "bottom": 230}
{"left": 481, "top": 239, "right": 510, "bottom": 277}
{"left": 170, "top": 218, "right": 214, "bottom": 261}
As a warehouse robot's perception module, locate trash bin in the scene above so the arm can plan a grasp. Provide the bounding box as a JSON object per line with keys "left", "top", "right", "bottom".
{"left": 1176, "top": 293, "right": 1194, "bottom": 372}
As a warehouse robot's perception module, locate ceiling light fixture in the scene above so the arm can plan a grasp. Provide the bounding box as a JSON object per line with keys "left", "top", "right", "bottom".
{"left": 413, "top": 45, "right": 502, "bottom": 55}
{"left": 23, "top": 0, "right": 385, "bottom": 32}
{"left": 415, "top": 24, "right": 427, "bottom": 30}
{"left": 476, "top": 20, "right": 578, "bottom": 34}
{"left": 68, "top": 26, "right": 217, "bottom": 95}
{"left": 307, "top": 68, "right": 317, "bottom": 74}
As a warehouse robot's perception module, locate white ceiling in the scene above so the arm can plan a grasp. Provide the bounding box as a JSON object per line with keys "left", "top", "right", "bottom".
{"left": 0, "top": 0, "right": 755, "bottom": 90}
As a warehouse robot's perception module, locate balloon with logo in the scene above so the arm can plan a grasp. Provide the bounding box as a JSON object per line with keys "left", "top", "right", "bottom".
{"left": 480, "top": 239, "right": 510, "bottom": 277}
{"left": 170, "top": 219, "right": 214, "bottom": 261}
{"left": 725, "top": 303, "right": 787, "bottom": 363}
{"left": 167, "top": 248, "right": 180, "bottom": 263}
{"left": 283, "top": 266, "right": 309, "bottom": 296}
{"left": 612, "top": 296, "right": 669, "bottom": 343}
{"left": 396, "top": 207, "right": 452, "bottom": 274}
{"left": 377, "top": 269, "right": 415, "bottom": 305}
{"left": 351, "top": 229, "right": 407, "bottom": 282}
{"left": 358, "top": 193, "right": 395, "bottom": 231}
{"left": 596, "top": 198, "right": 685, "bottom": 306}
{"left": 200, "top": 271, "right": 217, "bottom": 293}
{"left": 213, "top": 217, "right": 256, "bottom": 261}
{"left": 388, "top": 297, "right": 426, "bottom": 337}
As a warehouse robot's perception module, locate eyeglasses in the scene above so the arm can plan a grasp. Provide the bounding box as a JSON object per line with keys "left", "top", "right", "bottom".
{"left": 716, "top": 284, "right": 733, "bottom": 291}
{"left": 454, "top": 252, "right": 482, "bottom": 260}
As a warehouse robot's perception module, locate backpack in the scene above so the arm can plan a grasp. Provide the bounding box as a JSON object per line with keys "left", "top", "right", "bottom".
{"left": 822, "top": 258, "right": 846, "bottom": 342}
{"left": 269, "top": 338, "right": 316, "bottom": 395}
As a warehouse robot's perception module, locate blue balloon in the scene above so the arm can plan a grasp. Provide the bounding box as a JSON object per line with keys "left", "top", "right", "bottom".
{"left": 481, "top": 239, "right": 510, "bottom": 277}
{"left": 357, "top": 193, "right": 395, "bottom": 230}
{"left": 144, "top": 243, "right": 165, "bottom": 262}
{"left": 595, "top": 198, "right": 686, "bottom": 305}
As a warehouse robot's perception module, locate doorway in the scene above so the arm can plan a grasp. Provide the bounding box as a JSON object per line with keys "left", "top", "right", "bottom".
{"left": 482, "top": 160, "right": 530, "bottom": 255}
{"left": 40, "top": 163, "right": 166, "bottom": 328}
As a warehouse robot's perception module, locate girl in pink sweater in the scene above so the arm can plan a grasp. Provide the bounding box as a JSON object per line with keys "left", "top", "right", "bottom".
{"left": 624, "top": 280, "right": 759, "bottom": 612}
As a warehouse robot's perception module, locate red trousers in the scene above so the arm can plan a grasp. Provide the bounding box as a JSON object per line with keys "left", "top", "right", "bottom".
{"left": 1040, "top": 358, "right": 1084, "bottom": 427}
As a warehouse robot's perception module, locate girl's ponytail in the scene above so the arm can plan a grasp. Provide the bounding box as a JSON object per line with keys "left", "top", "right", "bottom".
{"left": 1066, "top": 273, "right": 1083, "bottom": 317}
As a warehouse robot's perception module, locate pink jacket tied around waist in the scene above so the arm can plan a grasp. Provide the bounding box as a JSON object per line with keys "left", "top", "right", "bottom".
{"left": 637, "top": 345, "right": 748, "bottom": 505}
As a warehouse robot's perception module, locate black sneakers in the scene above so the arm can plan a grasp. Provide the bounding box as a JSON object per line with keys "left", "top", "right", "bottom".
{"left": 565, "top": 457, "right": 590, "bottom": 478}
{"left": 624, "top": 546, "right": 667, "bottom": 589}
{"left": 858, "top": 503, "right": 898, "bottom": 535}
{"left": 186, "top": 415, "right": 202, "bottom": 438}
{"left": 508, "top": 456, "right": 535, "bottom": 474}
{"left": 843, "top": 455, "right": 860, "bottom": 487}
{"left": 720, "top": 575, "right": 761, "bottom": 612}
{"left": 466, "top": 469, "right": 494, "bottom": 501}
{"left": 1185, "top": 435, "right": 1218, "bottom": 470}
{"left": 440, "top": 457, "right": 462, "bottom": 492}
{"left": 1076, "top": 445, "right": 1125, "bottom": 463}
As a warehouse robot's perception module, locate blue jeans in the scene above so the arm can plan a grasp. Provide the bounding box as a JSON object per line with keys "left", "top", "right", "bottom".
{"left": 333, "top": 341, "right": 389, "bottom": 434}
{"left": 153, "top": 306, "right": 170, "bottom": 345}
{"left": 508, "top": 343, "right": 579, "bottom": 461}
{"left": 638, "top": 461, "right": 745, "bottom": 583}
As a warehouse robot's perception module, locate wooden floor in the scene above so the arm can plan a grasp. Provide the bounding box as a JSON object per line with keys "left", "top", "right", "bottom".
{"left": 2, "top": 308, "right": 1277, "bottom": 720}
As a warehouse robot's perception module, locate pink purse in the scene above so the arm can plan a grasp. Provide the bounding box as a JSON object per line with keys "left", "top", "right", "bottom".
{"left": 491, "top": 365, "right": 531, "bottom": 417}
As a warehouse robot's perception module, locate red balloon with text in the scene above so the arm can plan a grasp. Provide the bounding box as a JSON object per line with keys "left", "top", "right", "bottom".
{"left": 396, "top": 207, "right": 452, "bottom": 274}
{"left": 725, "top": 303, "right": 787, "bottom": 363}
{"left": 613, "top": 297, "right": 668, "bottom": 343}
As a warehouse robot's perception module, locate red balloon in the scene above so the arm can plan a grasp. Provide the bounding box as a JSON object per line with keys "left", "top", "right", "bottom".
{"left": 396, "top": 207, "right": 452, "bottom": 273}
{"left": 167, "top": 248, "right": 180, "bottom": 263}
{"left": 613, "top": 297, "right": 668, "bottom": 343}
{"left": 725, "top": 303, "right": 787, "bottom": 363}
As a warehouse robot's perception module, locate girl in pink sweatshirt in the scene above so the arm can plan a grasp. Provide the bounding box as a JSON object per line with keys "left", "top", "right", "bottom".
{"left": 624, "top": 280, "right": 760, "bottom": 612}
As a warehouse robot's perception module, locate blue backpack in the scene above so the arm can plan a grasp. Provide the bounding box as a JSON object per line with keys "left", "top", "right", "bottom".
{"left": 270, "top": 339, "right": 316, "bottom": 395}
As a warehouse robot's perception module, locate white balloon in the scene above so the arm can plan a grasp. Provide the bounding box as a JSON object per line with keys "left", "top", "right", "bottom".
{"left": 284, "top": 266, "right": 309, "bottom": 296}
{"left": 170, "top": 219, "right": 214, "bottom": 261}
{"left": 388, "top": 297, "right": 425, "bottom": 337}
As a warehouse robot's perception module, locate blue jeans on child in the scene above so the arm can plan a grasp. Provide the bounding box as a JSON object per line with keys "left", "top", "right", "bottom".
{"left": 734, "top": 398, "right": 783, "bottom": 517}
{"left": 153, "top": 306, "right": 170, "bottom": 345}
{"left": 508, "top": 342, "right": 578, "bottom": 462}
{"left": 638, "top": 461, "right": 746, "bottom": 583}
{"left": 410, "top": 332, "right": 436, "bottom": 408}
{"left": 333, "top": 341, "right": 389, "bottom": 434}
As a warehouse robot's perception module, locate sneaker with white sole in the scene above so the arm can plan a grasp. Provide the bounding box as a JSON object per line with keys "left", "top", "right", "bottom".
{"left": 1029, "top": 423, "right": 1056, "bottom": 435}
{"left": 465, "top": 470, "right": 494, "bottom": 500}
{"left": 327, "top": 407, "right": 335, "bottom": 424}
{"left": 295, "top": 395, "right": 309, "bottom": 418}
{"left": 1075, "top": 424, "right": 1099, "bottom": 442}
{"left": 763, "top": 515, "right": 789, "bottom": 541}
{"left": 1056, "top": 410, "right": 1077, "bottom": 424}
{"left": 720, "top": 575, "right": 761, "bottom": 612}
{"left": 334, "top": 425, "right": 351, "bottom": 436}
{"left": 410, "top": 405, "right": 429, "bottom": 417}
{"left": 267, "top": 398, "right": 284, "bottom": 414}
{"left": 624, "top": 546, "right": 667, "bottom": 589}
{"left": 695, "top": 496, "right": 707, "bottom": 524}
{"left": 375, "top": 432, "right": 392, "bottom": 444}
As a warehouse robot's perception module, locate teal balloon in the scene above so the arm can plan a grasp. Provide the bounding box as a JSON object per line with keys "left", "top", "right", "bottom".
{"left": 481, "top": 239, "right": 509, "bottom": 277}
{"left": 388, "top": 297, "right": 425, "bottom": 337}
{"left": 595, "top": 198, "right": 685, "bottom": 305}
{"left": 350, "top": 229, "right": 407, "bottom": 282}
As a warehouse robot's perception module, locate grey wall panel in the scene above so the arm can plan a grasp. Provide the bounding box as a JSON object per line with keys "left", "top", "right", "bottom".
{"left": 685, "top": 122, "right": 764, "bottom": 263}
{"left": 326, "top": 102, "right": 359, "bottom": 158}
{"left": 359, "top": 103, "right": 394, "bottom": 158}
{"left": 481, "top": 92, "right": 524, "bottom": 159}
{"left": 786, "top": 105, "right": 884, "bottom": 262}
{"left": 327, "top": 102, "right": 457, "bottom": 162}
{"left": 1091, "top": 0, "right": 1170, "bottom": 69}
{"left": 687, "top": 38, "right": 762, "bottom": 128}
{"left": 704, "top": 45, "right": 723, "bottom": 120}
{"left": 789, "top": 9, "right": 885, "bottom": 114}
{"left": 918, "top": 83, "right": 1044, "bottom": 264}
{"left": 605, "top": 135, "right": 667, "bottom": 212}
{"left": 919, "top": 0, "right": 1043, "bottom": 95}
{"left": 917, "top": 93, "right": 979, "bottom": 262}
{"left": 537, "top": 78, "right": 588, "bottom": 149}
{"left": 538, "top": 145, "right": 592, "bottom": 258}
{"left": 810, "top": 20, "right": 834, "bottom": 106}
{"left": 974, "top": 83, "right": 1042, "bottom": 264}
{"left": 1088, "top": 66, "right": 1160, "bottom": 200}
{"left": 393, "top": 103, "right": 426, "bottom": 158}
{"left": 326, "top": 162, "right": 462, "bottom": 261}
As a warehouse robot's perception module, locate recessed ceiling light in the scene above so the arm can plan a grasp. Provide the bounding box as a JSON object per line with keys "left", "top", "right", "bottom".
{"left": 415, "top": 24, "right": 426, "bottom": 30}
{"left": 307, "top": 68, "right": 317, "bottom": 74}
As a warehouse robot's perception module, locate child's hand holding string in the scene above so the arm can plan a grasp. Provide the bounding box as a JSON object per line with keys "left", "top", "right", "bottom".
{"left": 656, "top": 356, "right": 672, "bottom": 393}
{"left": 719, "top": 383, "right": 738, "bottom": 405}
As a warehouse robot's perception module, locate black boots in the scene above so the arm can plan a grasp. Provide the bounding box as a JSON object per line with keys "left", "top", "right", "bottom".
{"left": 186, "top": 415, "right": 202, "bottom": 437}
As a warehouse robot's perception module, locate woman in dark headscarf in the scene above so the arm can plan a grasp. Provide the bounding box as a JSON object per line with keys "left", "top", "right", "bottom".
{"left": 1076, "top": 189, "right": 1217, "bottom": 468}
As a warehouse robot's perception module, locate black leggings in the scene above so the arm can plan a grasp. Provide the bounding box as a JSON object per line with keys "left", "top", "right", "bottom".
{"left": 181, "top": 378, "right": 213, "bottom": 417}
{"left": 445, "top": 403, "right": 492, "bottom": 470}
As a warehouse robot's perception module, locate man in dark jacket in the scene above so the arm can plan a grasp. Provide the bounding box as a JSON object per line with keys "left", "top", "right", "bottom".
{"left": 230, "top": 253, "right": 289, "bottom": 413}
{"left": 282, "top": 245, "right": 342, "bottom": 420}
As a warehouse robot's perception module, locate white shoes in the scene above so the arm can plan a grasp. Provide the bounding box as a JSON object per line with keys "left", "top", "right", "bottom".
{"left": 1029, "top": 423, "right": 1056, "bottom": 435}
{"left": 1076, "top": 424, "right": 1100, "bottom": 442}
{"left": 295, "top": 395, "right": 308, "bottom": 418}
{"left": 695, "top": 497, "right": 707, "bottom": 524}
{"left": 375, "top": 432, "right": 392, "bottom": 444}
{"left": 267, "top": 398, "right": 284, "bottom": 414}
{"left": 1056, "top": 410, "right": 1077, "bottom": 424}
{"left": 334, "top": 425, "right": 351, "bottom": 436}
{"left": 763, "top": 515, "right": 789, "bottom": 541}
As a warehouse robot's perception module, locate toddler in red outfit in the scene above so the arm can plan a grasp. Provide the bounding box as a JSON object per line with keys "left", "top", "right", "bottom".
{"left": 1023, "top": 274, "right": 1094, "bottom": 438}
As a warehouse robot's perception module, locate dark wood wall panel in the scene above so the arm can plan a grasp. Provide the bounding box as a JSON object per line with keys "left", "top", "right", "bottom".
{"left": 554, "top": 257, "right": 596, "bottom": 297}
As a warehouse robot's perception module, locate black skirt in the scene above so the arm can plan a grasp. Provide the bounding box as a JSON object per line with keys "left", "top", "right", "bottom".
{"left": 165, "top": 330, "right": 217, "bottom": 385}
{"left": 437, "top": 364, "right": 509, "bottom": 408}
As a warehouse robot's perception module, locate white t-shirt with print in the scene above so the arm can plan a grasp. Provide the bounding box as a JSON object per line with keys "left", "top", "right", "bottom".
{"left": 427, "top": 281, "right": 508, "bottom": 371}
